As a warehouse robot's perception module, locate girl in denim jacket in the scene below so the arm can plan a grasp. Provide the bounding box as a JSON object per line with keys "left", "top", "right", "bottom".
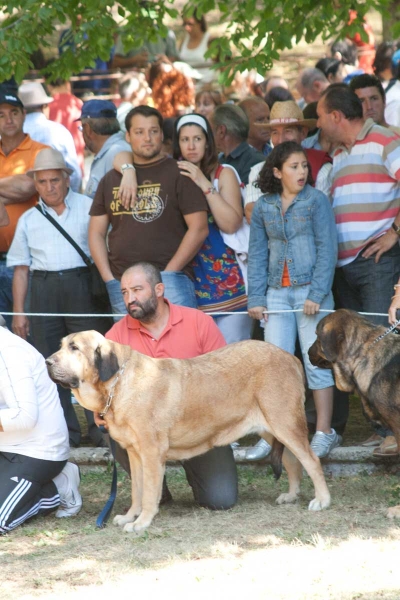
{"left": 247, "top": 141, "right": 339, "bottom": 458}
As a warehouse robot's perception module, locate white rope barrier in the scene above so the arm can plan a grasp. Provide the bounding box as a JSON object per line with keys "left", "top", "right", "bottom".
{"left": 0, "top": 309, "right": 391, "bottom": 318}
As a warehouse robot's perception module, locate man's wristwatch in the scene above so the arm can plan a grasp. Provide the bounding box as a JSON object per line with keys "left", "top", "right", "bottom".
{"left": 121, "top": 163, "right": 135, "bottom": 173}
{"left": 392, "top": 222, "right": 400, "bottom": 236}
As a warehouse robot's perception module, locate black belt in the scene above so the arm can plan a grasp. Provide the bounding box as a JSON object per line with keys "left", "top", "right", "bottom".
{"left": 32, "top": 267, "right": 90, "bottom": 277}
{"left": 0, "top": 252, "right": 7, "bottom": 261}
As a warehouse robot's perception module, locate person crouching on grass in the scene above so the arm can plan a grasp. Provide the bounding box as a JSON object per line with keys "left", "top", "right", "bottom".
{"left": 247, "top": 141, "right": 340, "bottom": 458}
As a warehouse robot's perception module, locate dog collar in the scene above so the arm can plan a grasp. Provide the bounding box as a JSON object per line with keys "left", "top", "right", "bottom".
{"left": 100, "top": 361, "right": 128, "bottom": 418}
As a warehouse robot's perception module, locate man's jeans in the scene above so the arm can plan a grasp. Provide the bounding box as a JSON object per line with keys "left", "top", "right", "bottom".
{"left": 0, "top": 261, "right": 13, "bottom": 330}
{"left": 334, "top": 244, "right": 400, "bottom": 326}
{"left": 106, "top": 270, "right": 197, "bottom": 321}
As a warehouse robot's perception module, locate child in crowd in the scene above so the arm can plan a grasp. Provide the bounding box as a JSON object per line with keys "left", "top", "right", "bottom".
{"left": 247, "top": 141, "right": 340, "bottom": 458}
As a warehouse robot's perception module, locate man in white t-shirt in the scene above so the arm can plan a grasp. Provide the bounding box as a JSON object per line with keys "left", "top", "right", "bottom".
{"left": 0, "top": 326, "right": 82, "bottom": 533}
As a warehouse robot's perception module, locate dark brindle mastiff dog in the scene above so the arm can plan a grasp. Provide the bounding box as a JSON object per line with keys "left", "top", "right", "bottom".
{"left": 46, "top": 332, "right": 330, "bottom": 533}
{"left": 309, "top": 308, "right": 400, "bottom": 444}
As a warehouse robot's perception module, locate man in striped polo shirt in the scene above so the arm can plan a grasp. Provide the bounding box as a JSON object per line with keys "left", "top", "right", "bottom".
{"left": 317, "top": 84, "right": 400, "bottom": 455}
{"left": 316, "top": 84, "right": 400, "bottom": 325}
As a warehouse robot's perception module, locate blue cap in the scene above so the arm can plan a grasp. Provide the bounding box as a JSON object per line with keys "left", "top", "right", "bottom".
{"left": 392, "top": 49, "right": 400, "bottom": 67}
{"left": 77, "top": 99, "right": 117, "bottom": 120}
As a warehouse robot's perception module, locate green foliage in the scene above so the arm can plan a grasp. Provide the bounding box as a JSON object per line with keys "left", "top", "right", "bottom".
{"left": 0, "top": 0, "right": 391, "bottom": 84}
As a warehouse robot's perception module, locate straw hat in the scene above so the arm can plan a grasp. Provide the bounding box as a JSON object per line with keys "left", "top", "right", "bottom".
{"left": 18, "top": 82, "right": 53, "bottom": 108}
{"left": 27, "top": 148, "right": 73, "bottom": 176}
{"left": 264, "top": 101, "right": 317, "bottom": 129}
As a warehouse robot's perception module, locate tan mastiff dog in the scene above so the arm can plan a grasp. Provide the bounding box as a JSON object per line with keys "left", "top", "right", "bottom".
{"left": 46, "top": 332, "right": 331, "bottom": 533}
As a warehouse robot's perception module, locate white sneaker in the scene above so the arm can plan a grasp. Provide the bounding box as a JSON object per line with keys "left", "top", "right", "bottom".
{"left": 53, "top": 462, "right": 82, "bottom": 518}
{"left": 310, "top": 429, "right": 342, "bottom": 458}
{"left": 245, "top": 438, "right": 272, "bottom": 461}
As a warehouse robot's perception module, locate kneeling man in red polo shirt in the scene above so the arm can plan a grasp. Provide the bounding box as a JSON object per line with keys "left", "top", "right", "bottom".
{"left": 97, "top": 261, "right": 238, "bottom": 509}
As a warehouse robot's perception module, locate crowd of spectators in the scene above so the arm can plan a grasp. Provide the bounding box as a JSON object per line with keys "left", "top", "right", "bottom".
{"left": 2, "top": 9, "right": 400, "bottom": 532}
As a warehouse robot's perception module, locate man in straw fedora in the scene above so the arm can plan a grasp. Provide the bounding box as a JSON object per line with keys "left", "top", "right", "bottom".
{"left": 244, "top": 101, "right": 333, "bottom": 223}
{"left": 7, "top": 148, "right": 112, "bottom": 448}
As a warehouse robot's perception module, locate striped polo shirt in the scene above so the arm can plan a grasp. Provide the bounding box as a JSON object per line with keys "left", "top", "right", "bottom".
{"left": 332, "top": 119, "right": 400, "bottom": 267}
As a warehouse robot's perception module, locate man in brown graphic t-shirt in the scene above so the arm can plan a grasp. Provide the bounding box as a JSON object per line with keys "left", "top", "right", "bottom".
{"left": 89, "top": 105, "right": 208, "bottom": 319}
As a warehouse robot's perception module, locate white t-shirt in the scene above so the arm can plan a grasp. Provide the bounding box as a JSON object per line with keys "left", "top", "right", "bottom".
{"left": 0, "top": 328, "right": 69, "bottom": 461}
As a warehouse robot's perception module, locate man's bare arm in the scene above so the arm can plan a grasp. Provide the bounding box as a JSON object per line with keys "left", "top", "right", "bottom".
{"left": 12, "top": 265, "right": 30, "bottom": 340}
{"left": 0, "top": 175, "right": 36, "bottom": 204}
{"left": 88, "top": 215, "right": 115, "bottom": 282}
{"left": 165, "top": 211, "right": 208, "bottom": 272}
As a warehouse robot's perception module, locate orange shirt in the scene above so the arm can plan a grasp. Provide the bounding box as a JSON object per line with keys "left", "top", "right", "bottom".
{"left": 281, "top": 262, "right": 291, "bottom": 287}
{"left": 0, "top": 135, "right": 48, "bottom": 252}
{"left": 106, "top": 300, "right": 226, "bottom": 358}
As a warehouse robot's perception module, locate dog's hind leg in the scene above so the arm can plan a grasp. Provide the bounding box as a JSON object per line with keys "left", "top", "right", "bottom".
{"left": 113, "top": 448, "right": 143, "bottom": 528}
{"left": 279, "top": 438, "right": 330, "bottom": 511}
{"left": 276, "top": 447, "right": 303, "bottom": 505}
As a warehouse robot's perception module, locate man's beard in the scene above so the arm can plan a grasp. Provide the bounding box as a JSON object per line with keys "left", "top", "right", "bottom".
{"left": 127, "top": 291, "right": 158, "bottom": 322}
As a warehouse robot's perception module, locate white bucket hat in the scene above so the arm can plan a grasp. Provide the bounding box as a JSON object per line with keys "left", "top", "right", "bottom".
{"left": 27, "top": 148, "right": 73, "bottom": 176}
{"left": 18, "top": 82, "right": 54, "bottom": 108}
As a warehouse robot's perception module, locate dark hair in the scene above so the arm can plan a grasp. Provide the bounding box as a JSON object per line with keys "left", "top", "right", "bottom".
{"left": 315, "top": 57, "right": 342, "bottom": 79}
{"left": 320, "top": 83, "right": 363, "bottom": 120}
{"left": 163, "top": 117, "right": 177, "bottom": 142}
{"left": 125, "top": 105, "right": 163, "bottom": 132}
{"left": 123, "top": 262, "right": 162, "bottom": 287}
{"left": 173, "top": 113, "right": 218, "bottom": 179}
{"left": 257, "top": 141, "right": 312, "bottom": 195}
{"left": 183, "top": 10, "right": 207, "bottom": 33}
{"left": 373, "top": 41, "right": 398, "bottom": 78}
{"left": 264, "top": 86, "right": 294, "bottom": 108}
{"left": 349, "top": 73, "right": 385, "bottom": 101}
{"left": 331, "top": 39, "right": 357, "bottom": 66}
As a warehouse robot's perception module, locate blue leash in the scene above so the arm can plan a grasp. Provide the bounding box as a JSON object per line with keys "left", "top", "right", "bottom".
{"left": 96, "top": 430, "right": 118, "bottom": 528}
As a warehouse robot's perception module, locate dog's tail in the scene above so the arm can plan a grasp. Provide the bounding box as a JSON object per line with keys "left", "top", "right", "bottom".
{"left": 270, "top": 438, "right": 284, "bottom": 480}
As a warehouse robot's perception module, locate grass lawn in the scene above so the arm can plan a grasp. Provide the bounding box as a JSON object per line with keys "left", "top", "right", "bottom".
{"left": 3, "top": 455, "right": 400, "bottom": 599}
{"left": 3, "top": 356, "right": 394, "bottom": 600}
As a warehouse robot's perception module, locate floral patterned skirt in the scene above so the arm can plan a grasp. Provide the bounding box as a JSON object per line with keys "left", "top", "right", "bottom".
{"left": 191, "top": 216, "right": 247, "bottom": 312}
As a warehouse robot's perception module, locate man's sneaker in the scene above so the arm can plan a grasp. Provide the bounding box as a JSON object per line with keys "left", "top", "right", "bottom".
{"left": 53, "top": 462, "right": 82, "bottom": 518}
{"left": 245, "top": 438, "right": 272, "bottom": 461}
{"left": 310, "top": 429, "right": 342, "bottom": 458}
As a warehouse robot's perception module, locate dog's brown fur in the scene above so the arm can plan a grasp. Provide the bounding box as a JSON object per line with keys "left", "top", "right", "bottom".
{"left": 47, "top": 332, "right": 330, "bottom": 533}
{"left": 309, "top": 309, "right": 400, "bottom": 438}
{"left": 309, "top": 308, "right": 400, "bottom": 520}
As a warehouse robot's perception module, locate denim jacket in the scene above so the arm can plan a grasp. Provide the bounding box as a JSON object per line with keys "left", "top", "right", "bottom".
{"left": 247, "top": 184, "right": 337, "bottom": 308}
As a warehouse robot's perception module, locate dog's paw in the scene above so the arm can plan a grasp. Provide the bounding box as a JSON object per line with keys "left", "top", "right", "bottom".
{"left": 308, "top": 497, "right": 330, "bottom": 511}
{"left": 122, "top": 521, "right": 147, "bottom": 535}
{"left": 386, "top": 506, "right": 400, "bottom": 519}
{"left": 113, "top": 514, "right": 134, "bottom": 527}
{"left": 276, "top": 492, "right": 298, "bottom": 505}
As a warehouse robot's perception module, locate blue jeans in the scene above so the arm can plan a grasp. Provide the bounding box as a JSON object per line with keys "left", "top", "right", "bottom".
{"left": 263, "top": 285, "right": 335, "bottom": 390}
{"left": 0, "top": 261, "right": 13, "bottom": 330}
{"left": 106, "top": 271, "right": 197, "bottom": 322}
{"left": 212, "top": 314, "right": 252, "bottom": 344}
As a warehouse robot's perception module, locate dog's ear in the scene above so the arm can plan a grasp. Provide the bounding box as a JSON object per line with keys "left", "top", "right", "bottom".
{"left": 320, "top": 325, "right": 344, "bottom": 362}
{"left": 94, "top": 343, "right": 120, "bottom": 382}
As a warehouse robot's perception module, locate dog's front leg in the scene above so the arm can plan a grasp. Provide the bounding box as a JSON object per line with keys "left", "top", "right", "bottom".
{"left": 123, "top": 450, "right": 165, "bottom": 534}
{"left": 113, "top": 447, "right": 143, "bottom": 528}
